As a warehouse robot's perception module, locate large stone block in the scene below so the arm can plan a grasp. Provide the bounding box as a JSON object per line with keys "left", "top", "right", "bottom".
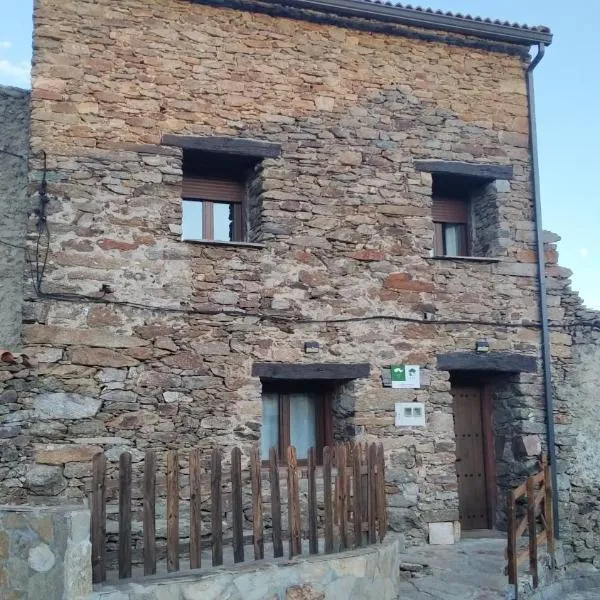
{"left": 34, "top": 444, "right": 103, "bottom": 465}
{"left": 25, "top": 465, "right": 67, "bottom": 496}
{"left": 34, "top": 393, "right": 102, "bottom": 420}
{"left": 428, "top": 522, "right": 455, "bottom": 545}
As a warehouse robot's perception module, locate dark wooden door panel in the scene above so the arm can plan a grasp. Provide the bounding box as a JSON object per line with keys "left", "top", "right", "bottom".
{"left": 453, "top": 386, "right": 488, "bottom": 530}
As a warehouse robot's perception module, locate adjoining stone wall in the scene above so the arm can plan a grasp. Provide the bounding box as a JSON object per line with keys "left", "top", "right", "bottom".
{"left": 0, "top": 504, "right": 91, "bottom": 600}
{"left": 0, "top": 86, "right": 29, "bottom": 349}
{"left": 547, "top": 241, "right": 600, "bottom": 565}
{"left": 10, "top": 0, "right": 573, "bottom": 544}
{"left": 91, "top": 535, "right": 404, "bottom": 600}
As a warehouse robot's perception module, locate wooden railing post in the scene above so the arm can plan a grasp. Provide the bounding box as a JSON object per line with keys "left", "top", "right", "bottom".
{"left": 251, "top": 446, "right": 264, "bottom": 561}
{"left": 352, "top": 444, "right": 363, "bottom": 548}
{"left": 143, "top": 450, "right": 156, "bottom": 576}
{"left": 527, "top": 476, "right": 539, "bottom": 588}
{"left": 269, "top": 447, "right": 283, "bottom": 558}
{"left": 231, "top": 447, "right": 244, "bottom": 564}
{"left": 91, "top": 452, "right": 106, "bottom": 584}
{"left": 118, "top": 452, "right": 132, "bottom": 580}
{"left": 377, "top": 443, "right": 387, "bottom": 542}
{"left": 308, "top": 447, "right": 318, "bottom": 555}
{"left": 166, "top": 450, "right": 180, "bottom": 573}
{"left": 337, "top": 444, "right": 348, "bottom": 550}
{"left": 211, "top": 447, "right": 223, "bottom": 566}
{"left": 189, "top": 448, "right": 202, "bottom": 570}
{"left": 323, "top": 446, "right": 334, "bottom": 554}
{"left": 544, "top": 463, "right": 555, "bottom": 564}
{"left": 287, "top": 446, "right": 301, "bottom": 558}
{"left": 507, "top": 489, "right": 517, "bottom": 596}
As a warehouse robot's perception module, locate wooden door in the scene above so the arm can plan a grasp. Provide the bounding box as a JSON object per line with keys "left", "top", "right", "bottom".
{"left": 452, "top": 386, "right": 489, "bottom": 530}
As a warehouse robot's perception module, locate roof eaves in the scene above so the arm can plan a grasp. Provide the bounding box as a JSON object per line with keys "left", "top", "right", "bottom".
{"left": 271, "top": 0, "right": 553, "bottom": 45}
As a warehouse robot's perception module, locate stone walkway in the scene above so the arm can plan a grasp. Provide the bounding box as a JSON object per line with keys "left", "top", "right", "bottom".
{"left": 395, "top": 537, "right": 508, "bottom": 599}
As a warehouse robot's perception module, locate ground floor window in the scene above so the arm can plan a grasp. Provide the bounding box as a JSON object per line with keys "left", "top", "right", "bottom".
{"left": 260, "top": 383, "right": 332, "bottom": 463}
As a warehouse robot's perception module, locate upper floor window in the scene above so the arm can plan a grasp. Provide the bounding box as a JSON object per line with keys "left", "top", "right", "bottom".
{"left": 182, "top": 175, "right": 245, "bottom": 242}
{"left": 181, "top": 150, "right": 251, "bottom": 243}
{"left": 433, "top": 196, "right": 469, "bottom": 257}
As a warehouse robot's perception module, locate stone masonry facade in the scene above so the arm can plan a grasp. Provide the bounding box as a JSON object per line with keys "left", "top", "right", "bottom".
{"left": 2, "top": 0, "right": 592, "bottom": 551}
{"left": 0, "top": 86, "right": 29, "bottom": 348}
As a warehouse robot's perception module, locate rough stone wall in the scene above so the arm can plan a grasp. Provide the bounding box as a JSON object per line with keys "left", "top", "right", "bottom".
{"left": 545, "top": 234, "right": 600, "bottom": 565}
{"left": 5, "top": 0, "right": 568, "bottom": 543}
{"left": 0, "top": 505, "right": 91, "bottom": 600}
{"left": 0, "top": 86, "right": 30, "bottom": 349}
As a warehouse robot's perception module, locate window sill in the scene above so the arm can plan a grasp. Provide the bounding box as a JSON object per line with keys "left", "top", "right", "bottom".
{"left": 428, "top": 255, "right": 502, "bottom": 263}
{"left": 182, "top": 239, "right": 265, "bottom": 249}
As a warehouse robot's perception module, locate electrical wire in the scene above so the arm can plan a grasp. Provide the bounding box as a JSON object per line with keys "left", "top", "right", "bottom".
{"left": 0, "top": 147, "right": 28, "bottom": 161}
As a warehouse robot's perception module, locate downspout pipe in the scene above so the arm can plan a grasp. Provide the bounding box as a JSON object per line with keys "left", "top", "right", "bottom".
{"left": 526, "top": 42, "right": 559, "bottom": 538}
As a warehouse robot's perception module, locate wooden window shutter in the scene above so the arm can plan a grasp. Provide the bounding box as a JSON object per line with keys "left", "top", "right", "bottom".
{"left": 182, "top": 176, "right": 245, "bottom": 203}
{"left": 432, "top": 196, "right": 469, "bottom": 223}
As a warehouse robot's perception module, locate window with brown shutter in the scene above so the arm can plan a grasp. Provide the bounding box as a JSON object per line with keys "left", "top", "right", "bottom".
{"left": 182, "top": 176, "right": 245, "bottom": 242}
{"left": 432, "top": 196, "right": 470, "bottom": 256}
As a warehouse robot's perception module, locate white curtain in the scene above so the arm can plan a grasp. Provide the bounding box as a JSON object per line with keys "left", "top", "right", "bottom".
{"left": 260, "top": 393, "right": 279, "bottom": 458}
{"left": 289, "top": 392, "right": 317, "bottom": 459}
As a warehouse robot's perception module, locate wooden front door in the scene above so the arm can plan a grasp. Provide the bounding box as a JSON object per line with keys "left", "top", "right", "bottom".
{"left": 452, "top": 386, "right": 491, "bottom": 530}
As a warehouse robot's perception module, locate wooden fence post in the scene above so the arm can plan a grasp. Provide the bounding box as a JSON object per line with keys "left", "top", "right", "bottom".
{"left": 211, "top": 447, "right": 223, "bottom": 566}
{"left": 251, "top": 446, "right": 264, "bottom": 560}
{"left": 91, "top": 452, "right": 106, "bottom": 584}
{"left": 337, "top": 444, "right": 348, "bottom": 550}
{"left": 544, "top": 463, "right": 555, "bottom": 564}
{"left": 527, "top": 476, "right": 539, "bottom": 588}
{"left": 352, "top": 444, "right": 363, "bottom": 548}
{"left": 189, "top": 449, "right": 202, "bottom": 570}
{"left": 269, "top": 447, "right": 283, "bottom": 558}
{"left": 323, "top": 446, "right": 334, "bottom": 554}
{"left": 118, "top": 452, "right": 132, "bottom": 580}
{"left": 166, "top": 450, "right": 180, "bottom": 573}
{"left": 231, "top": 447, "right": 244, "bottom": 564}
{"left": 308, "top": 447, "right": 318, "bottom": 555}
{"left": 377, "top": 443, "right": 387, "bottom": 542}
{"left": 287, "top": 446, "right": 301, "bottom": 558}
{"left": 507, "top": 489, "right": 517, "bottom": 595}
{"left": 368, "top": 443, "right": 377, "bottom": 545}
{"left": 143, "top": 450, "right": 156, "bottom": 576}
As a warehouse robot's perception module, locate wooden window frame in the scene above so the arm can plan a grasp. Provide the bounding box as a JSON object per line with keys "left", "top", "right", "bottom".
{"left": 262, "top": 386, "right": 333, "bottom": 466}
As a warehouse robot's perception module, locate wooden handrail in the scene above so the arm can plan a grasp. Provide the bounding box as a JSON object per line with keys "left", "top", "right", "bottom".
{"left": 505, "top": 456, "right": 555, "bottom": 599}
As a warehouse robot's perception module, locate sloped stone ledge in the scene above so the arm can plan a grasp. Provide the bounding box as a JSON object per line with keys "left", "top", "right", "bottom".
{"left": 89, "top": 535, "right": 404, "bottom": 600}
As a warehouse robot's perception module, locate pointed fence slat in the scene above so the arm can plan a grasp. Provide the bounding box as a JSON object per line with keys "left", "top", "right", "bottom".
{"left": 323, "top": 446, "right": 334, "bottom": 554}
{"left": 251, "top": 446, "right": 264, "bottom": 560}
{"left": 352, "top": 444, "right": 363, "bottom": 548}
{"left": 337, "top": 444, "right": 348, "bottom": 550}
{"left": 376, "top": 443, "right": 387, "bottom": 542}
{"left": 231, "top": 447, "right": 244, "bottom": 564}
{"left": 287, "top": 446, "right": 301, "bottom": 558}
{"left": 143, "top": 451, "right": 156, "bottom": 576}
{"left": 269, "top": 447, "right": 283, "bottom": 558}
{"left": 367, "top": 443, "right": 377, "bottom": 545}
{"left": 308, "top": 447, "right": 318, "bottom": 555}
{"left": 118, "top": 452, "right": 132, "bottom": 579}
{"left": 189, "top": 449, "right": 202, "bottom": 570}
{"left": 211, "top": 448, "right": 223, "bottom": 567}
{"left": 166, "top": 451, "right": 180, "bottom": 573}
{"left": 527, "top": 476, "right": 538, "bottom": 587}
{"left": 91, "top": 452, "right": 106, "bottom": 584}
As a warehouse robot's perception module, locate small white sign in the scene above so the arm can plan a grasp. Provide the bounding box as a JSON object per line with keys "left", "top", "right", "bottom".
{"left": 391, "top": 364, "right": 421, "bottom": 389}
{"left": 395, "top": 402, "right": 426, "bottom": 427}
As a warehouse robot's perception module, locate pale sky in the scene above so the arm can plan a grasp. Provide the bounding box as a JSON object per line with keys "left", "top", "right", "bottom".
{"left": 1, "top": 1, "right": 598, "bottom": 309}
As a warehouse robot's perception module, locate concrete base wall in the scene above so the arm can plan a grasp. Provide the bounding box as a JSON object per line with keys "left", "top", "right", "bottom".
{"left": 90, "top": 536, "right": 404, "bottom": 600}
{"left": 0, "top": 504, "right": 91, "bottom": 600}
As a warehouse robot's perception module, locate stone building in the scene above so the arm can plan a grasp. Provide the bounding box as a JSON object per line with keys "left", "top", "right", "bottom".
{"left": 2, "top": 0, "right": 598, "bottom": 555}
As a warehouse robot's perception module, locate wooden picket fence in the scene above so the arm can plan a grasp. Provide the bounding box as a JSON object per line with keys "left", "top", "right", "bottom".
{"left": 505, "top": 456, "right": 555, "bottom": 598}
{"left": 90, "top": 442, "right": 387, "bottom": 583}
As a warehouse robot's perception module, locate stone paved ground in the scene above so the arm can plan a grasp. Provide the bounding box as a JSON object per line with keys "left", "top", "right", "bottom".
{"left": 395, "top": 538, "right": 508, "bottom": 599}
